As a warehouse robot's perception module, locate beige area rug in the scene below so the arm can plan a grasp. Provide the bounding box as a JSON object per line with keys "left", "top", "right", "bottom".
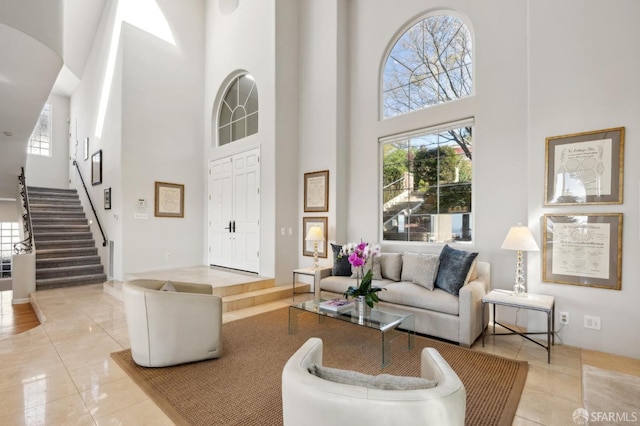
{"left": 582, "top": 365, "right": 640, "bottom": 425}
{"left": 112, "top": 308, "right": 527, "bottom": 426}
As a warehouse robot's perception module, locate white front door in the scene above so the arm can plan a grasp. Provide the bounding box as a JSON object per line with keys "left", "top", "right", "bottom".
{"left": 209, "top": 148, "right": 260, "bottom": 272}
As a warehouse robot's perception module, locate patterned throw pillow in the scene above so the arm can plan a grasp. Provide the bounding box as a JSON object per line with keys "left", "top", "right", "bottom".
{"left": 434, "top": 245, "right": 478, "bottom": 296}
{"left": 331, "top": 244, "right": 352, "bottom": 276}
{"left": 413, "top": 254, "right": 440, "bottom": 291}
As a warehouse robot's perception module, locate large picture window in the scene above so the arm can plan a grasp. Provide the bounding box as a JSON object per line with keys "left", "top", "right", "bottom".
{"left": 382, "top": 14, "right": 472, "bottom": 119}
{"left": 381, "top": 122, "right": 473, "bottom": 243}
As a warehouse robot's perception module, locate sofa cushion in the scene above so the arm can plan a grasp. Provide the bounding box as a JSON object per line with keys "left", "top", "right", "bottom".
{"left": 378, "top": 282, "right": 460, "bottom": 316}
{"left": 435, "top": 245, "right": 478, "bottom": 296}
{"left": 400, "top": 252, "right": 419, "bottom": 282}
{"left": 331, "top": 244, "right": 352, "bottom": 277}
{"left": 320, "top": 276, "right": 393, "bottom": 295}
{"left": 308, "top": 364, "right": 437, "bottom": 390}
{"left": 375, "top": 253, "right": 402, "bottom": 282}
{"left": 413, "top": 254, "right": 440, "bottom": 291}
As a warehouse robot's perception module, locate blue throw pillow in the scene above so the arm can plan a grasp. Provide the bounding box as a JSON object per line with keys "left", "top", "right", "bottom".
{"left": 331, "top": 244, "right": 352, "bottom": 276}
{"left": 434, "top": 245, "right": 478, "bottom": 296}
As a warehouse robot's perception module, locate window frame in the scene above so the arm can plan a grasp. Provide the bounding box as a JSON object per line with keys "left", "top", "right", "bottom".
{"left": 380, "top": 11, "right": 475, "bottom": 120}
{"left": 379, "top": 118, "right": 474, "bottom": 245}
{"left": 28, "top": 103, "right": 52, "bottom": 157}
{"left": 216, "top": 73, "right": 259, "bottom": 146}
{"left": 0, "top": 222, "right": 20, "bottom": 278}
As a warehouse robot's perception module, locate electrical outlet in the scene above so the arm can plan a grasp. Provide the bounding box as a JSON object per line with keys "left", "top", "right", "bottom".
{"left": 584, "top": 315, "right": 601, "bottom": 330}
{"left": 560, "top": 312, "right": 569, "bottom": 325}
{"left": 165, "top": 252, "right": 171, "bottom": 260}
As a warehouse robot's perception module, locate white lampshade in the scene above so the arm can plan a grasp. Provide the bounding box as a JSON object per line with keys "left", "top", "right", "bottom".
{"left": 305, "top": 226, "right": 324, "bottom": 241}
{"left": 501, "top": 223, "right": 539, "bottom": 252}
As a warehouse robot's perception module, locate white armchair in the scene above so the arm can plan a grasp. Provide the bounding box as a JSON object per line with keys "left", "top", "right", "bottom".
{"left": 282, "top": 338, "right": 466, "bottom": 426}
{"left": 123, "top": 279, "right": 223, "bottom": 367}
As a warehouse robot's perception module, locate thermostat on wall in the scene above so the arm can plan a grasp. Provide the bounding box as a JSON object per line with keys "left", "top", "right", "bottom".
{"left": 137, "top": 198, "right": 147, "bottom": 208}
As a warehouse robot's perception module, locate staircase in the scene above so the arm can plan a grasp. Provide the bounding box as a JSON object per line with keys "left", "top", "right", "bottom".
{"left": 29, "top": 186, "right": 107, "bottom": 290}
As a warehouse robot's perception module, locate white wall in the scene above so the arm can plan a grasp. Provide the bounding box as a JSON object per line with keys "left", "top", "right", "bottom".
{"left": 526, "top": 0, "right": 640, "bottom": 358}
{"left": 70, "top": 0, "right": 205, "bottom": 280}
{"left": 26, "top": 94, "right": 70, "bottom": 188}
{"left": 205, "top": 0, "right": 299, "bottom": 283}
{"left": 346, "top": 0, "right": 528, "bottom": 288}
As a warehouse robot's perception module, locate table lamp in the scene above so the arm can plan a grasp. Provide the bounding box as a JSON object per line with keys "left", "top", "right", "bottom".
{"left": 305, "top": 226, "right": 324, "bottom": 269}
{"left": 501, "top": 223, "right": 539, "bottom": 297}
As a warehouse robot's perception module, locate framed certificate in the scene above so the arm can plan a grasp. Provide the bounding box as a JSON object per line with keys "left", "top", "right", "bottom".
{"left": 542, "top": 213, "right": 622, "bottom": 290}
{"left": 304, "top": 170, "right": 329, "bottom": 212}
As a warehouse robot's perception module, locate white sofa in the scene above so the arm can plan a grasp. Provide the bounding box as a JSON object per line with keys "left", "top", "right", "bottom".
{"left": 123, "top": 279, "right": 223, "bottom": 367}
{"left": 282, "top": 337, "right": 466, "bottom": 426}
{"left": 315, "top": 251, "right": 490, "bottom": 347}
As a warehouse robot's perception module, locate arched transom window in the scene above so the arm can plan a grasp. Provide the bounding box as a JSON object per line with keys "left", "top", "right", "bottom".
{"left": 382, "top": 14, "right": 472, "bottom": 119}
{"left": 218, "top": 74, "right": 258, "bottom": 145}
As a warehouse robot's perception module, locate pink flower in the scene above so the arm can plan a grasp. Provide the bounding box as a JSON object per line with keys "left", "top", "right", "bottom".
{"left": 349, "top": 252, "right": 365, "bottom": 267}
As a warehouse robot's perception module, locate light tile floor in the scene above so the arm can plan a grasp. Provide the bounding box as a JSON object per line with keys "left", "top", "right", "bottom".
{"left": 0, "top": 268, "right": 638, "bottom": 425}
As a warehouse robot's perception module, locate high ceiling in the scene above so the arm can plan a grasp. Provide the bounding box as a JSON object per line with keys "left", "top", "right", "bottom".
{"left": 0, "top": 0, "right": 105, "bottom": 200}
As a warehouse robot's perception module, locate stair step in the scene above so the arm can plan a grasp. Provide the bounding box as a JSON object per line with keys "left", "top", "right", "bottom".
{"left": 33, "top": 225, "right": 90, "bottom": 233}
{"left": 28, "top": 186, "right": 78, "bottom": 194}
{"left": 34, "top": 232, "right": 93, "bottom": 241}
{"left": 31, "top": 211, "right": 86, "bottom": 219}
{"left": 28, "top": 197, "right": 80, "bottom": 206}
{"left": 36, "top": 273, "right": 107, "bottom": 290}
{"left": 222, "top": 283, "right": 309, "bottom": 312}
{"left": 29, "top": 200, "right": 83, "bottom": 213}
{"left": 36, "top": 255, "right": 101, "bottom": 268}
{"left": 36, "top": 240, "right": 97, "bottom": 250}
{"left": 32, "top": 217, "right": 88, "bottom": 225}
{"left": 36, "top": 264, "right": 105, "bottom": 279}
{"left": 36, "top": 247, "right": 98, "bottom": 259}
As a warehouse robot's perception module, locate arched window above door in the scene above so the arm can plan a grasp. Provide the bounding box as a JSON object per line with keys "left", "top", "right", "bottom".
{"left": 217, "top": 74, "right": 258, "bottom": 146}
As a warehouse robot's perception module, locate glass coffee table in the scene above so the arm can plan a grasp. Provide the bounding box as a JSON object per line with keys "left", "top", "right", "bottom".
{"left": 288, "top": 299, "right": 414, "bottom": 367}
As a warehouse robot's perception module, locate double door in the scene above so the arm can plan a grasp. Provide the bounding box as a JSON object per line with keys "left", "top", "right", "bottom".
{"left": 208, "top": 148, "right": 260, "bottom": 273}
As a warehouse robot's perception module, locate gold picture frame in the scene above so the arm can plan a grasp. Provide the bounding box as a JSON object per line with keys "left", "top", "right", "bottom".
{"left": 304, "top": 170, "right": 329, "bottom": 212}
{"left": 542, "top": 213, "right": 622, "bottom": 290}
{"left": 154, "top": 181, "right": 185, "bottom": 218}
{"left": 302, "top": 216, "right": 328, "bottom": 258}
{"left": 544, "top": 127, "right": 624, "bottom": 205}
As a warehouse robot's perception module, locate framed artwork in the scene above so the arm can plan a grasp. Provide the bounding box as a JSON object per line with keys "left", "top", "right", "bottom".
{"left": 544, "top": 127, "right": 624, "bottom": 205}
{"left": 84, "top": 137, "right": 89, "bottom": 161}
{"left": 91, "top": 150, "right": 102, "bottom": 185}
{"left": 302, "top": 216, "right": 328, "bottom": 258}
{"left": 304, "top": 170, "right": 329, "bottom": 212}
{"left": 542, "top": 213, "right": 622, "bottom": 290}
{"left": 104, "top": 188, "right": 111, "bottom": 210}
{"left": 155, "top": 181, "right": 185, "bottom": 218}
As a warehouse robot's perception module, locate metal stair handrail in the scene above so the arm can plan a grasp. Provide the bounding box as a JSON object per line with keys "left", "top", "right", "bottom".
{"left": 72, "top": 160, "right": 108, "bottom": 247}
{"left": 14, "top": 168, "right": 35, "bottom": 254}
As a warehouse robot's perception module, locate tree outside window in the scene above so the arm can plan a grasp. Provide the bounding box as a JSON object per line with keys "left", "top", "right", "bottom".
{"left": 381, "top": 125, "right": 473, "bottom": 243}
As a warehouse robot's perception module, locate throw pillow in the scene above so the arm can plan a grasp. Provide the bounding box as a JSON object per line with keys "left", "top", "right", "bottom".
{"left": 400, "top": 252, "right": 419, "bottom": 282}
{"left": 308, "top": 364, "right": 437, "bottom": 390}
{"left": 372, "top": 255, "right": 383, "bottom": 280}
{"left": 434, "top": 245, "right": 478, "bottom": 296}
{"left": 412, "top": 254, "right": 440, "bottom": 291}
{"left": 379, "top": 253, "right": 402, "bottom": 282}
{"left": 331, "top": 244, "right": 352, "bottom": 277}
{"left": 160, "top": 281, "right": 177, "bottom": 292}
{"left": 464, "top": 258, "right": 479, "bottom": 285}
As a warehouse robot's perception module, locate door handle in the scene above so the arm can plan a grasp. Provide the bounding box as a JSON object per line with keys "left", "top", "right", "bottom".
{"left": 224, "top": 220, "right": 232, "bottom": 232}
{"left": 232, "top": 220, "right": 236, "bottom": 233}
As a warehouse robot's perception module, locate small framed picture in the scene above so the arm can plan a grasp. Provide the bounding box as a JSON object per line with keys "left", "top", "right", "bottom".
{"left": 304, "top": 170, "right": 329, "bottom": 212}
{"left": 302, "top": 216, "right": 328, "bottom": 258}
{"left": 155, "top": 181, "right": 185, "bottom": 218}
{"left": 91, "top": 150, "right": 102, "bottom": 185}
{"left": 104, "top": 188, "right": 111, "bottom": 210}
{"left": 84, "top": 137, "right": 89, "bottom": 161}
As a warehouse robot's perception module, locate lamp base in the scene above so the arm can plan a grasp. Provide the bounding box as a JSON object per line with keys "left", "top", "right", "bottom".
{"left": 513, "top": 283, "right": 527, "bottom": 297}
